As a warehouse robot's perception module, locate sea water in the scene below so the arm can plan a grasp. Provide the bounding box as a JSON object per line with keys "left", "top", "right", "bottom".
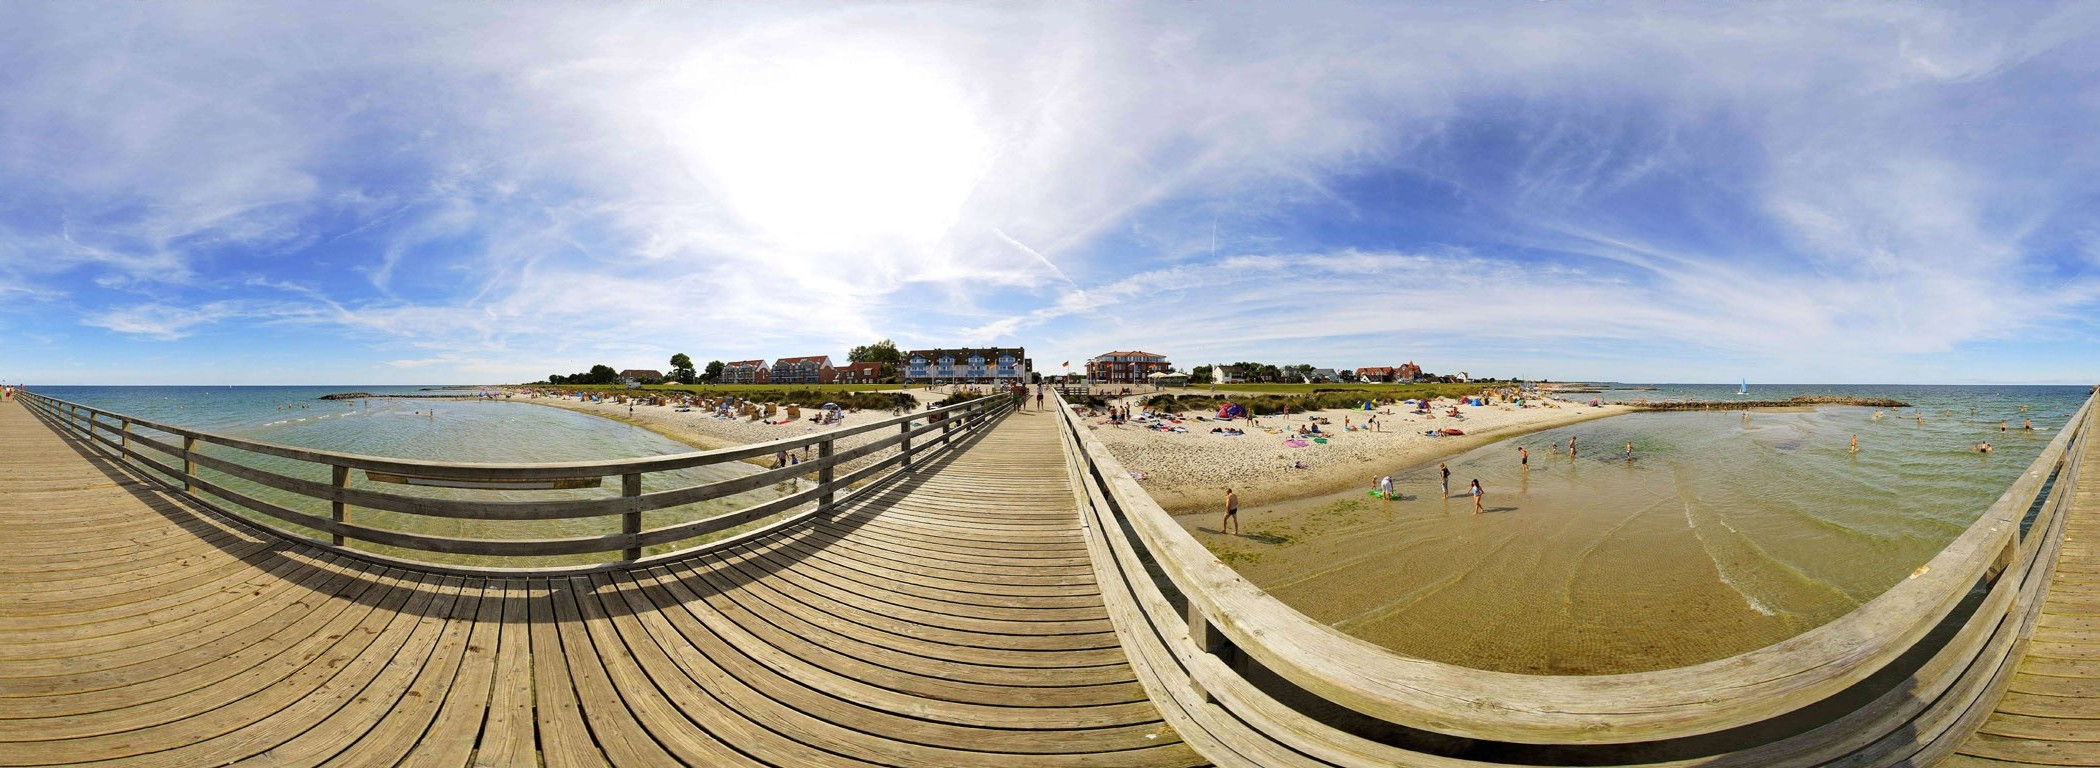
{"left": 1232, "top": 385, "right": 2090, "bottom": 674}
{"left": 35, "top": 385, "right": 786, "bottom": 565}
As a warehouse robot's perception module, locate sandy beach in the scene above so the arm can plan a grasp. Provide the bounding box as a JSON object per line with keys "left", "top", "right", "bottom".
{"left": 510, "top": 389, "right": 949, "bottom": 475}
{"left": 1087, "top": 393, "right": 1633, "bottom": 512}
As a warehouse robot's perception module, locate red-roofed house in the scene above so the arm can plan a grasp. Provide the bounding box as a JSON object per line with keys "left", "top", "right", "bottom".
{"left": 1356, "top": 366, "right": 1397, "bottom": 383}
{"left": 770, "top": 355, "right": 837, "bottom": 385}
{"left": 1085, "top": 351, "right": 1173, "bottom": 384}
{"left": 835, "top": 361, "right": 887, "bottom": 384}
{"left": 721, "top": 360, "right": 770, "bottom": 385}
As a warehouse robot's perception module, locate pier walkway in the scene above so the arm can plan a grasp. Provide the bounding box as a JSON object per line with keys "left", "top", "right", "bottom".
{"left": 0, "top": 398, "right": 1201, "bottom": 767}
{"left": 1953, "top": 401, "right": 2100, "bottom": 767}
{"left": 3, "top": 385, "right": 2097, "bottom": 767}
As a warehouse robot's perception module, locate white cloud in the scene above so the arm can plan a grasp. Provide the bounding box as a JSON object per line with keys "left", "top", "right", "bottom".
{"left": 2, "top": 2, "right": 2097, "bottom": 383}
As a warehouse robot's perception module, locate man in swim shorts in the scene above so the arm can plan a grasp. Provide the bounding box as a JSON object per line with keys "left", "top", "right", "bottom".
{"left": 1222, "top": 488, "right": 1240, "bottom": 535}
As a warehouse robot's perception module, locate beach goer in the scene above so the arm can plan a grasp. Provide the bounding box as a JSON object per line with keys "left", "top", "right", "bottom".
{"left": 2000, "top": 421, "right": 2007, "bottom": 432}
{"left": 1850, "top": 434, "right": 1859, "bottom": 453}
{"left": 1439, "top": 463, "right": 1450, "bottom": 497}
{"left": 2024, "top": 418, "right": 2034, "bottom": 431}
{"left": 1222, "top": 488, "right": 1240, "bottom": 535}
{"left": 1976, "top": 441, "right": 1993, "bottom": 454}
{"left": 1568, "top": 435, "right": 1577, "bottom": 457}
{"left": 1624, "top": 441, "right": 1634, "bottom": 462}
{"left": 1470, "top": 479, "right": 1484, "bottom": 514}
{"left": 1035, "top": 390, "right": 1044, "bottom": 410}
{"left": 1379, "top": 475, "right": 1394, "bottom": 500}
{"left": 1518, "top": 446, "right": 1528, "bottom": 467}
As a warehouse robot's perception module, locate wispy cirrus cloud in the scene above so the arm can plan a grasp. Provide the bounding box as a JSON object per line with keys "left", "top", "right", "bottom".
{"left": 0, "top": 2, "right": 2095, "bottom": 384}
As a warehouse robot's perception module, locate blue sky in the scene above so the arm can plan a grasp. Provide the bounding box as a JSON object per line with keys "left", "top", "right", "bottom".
{"left": 2, "top": 2, "right": 2097, "bottom": 385}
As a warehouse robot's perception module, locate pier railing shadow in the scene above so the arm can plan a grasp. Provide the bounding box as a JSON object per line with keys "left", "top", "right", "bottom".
{"left": 16, "top": 389, "right": 1011, "bottom": 576}
{"left": 17, "top": 389, "right": 1010, "bottom": 626}
{"left": 1052, "top": 388, "right": 2097, "bottom": 766}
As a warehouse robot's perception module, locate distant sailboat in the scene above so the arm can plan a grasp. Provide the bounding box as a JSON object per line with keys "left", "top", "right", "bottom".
{"left": 1737, "top": 378, "right": 1749, "bottom": 396}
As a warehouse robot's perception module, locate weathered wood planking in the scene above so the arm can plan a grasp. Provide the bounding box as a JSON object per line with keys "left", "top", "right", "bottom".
{"left": 0, "top": 397, "right": 1202, "bottom": 767}
{"left": 16, "top": 389, "right": 1010, "bottom": 571}
{"left": 1052, "top": 387, "right": 2099, "bottom": 767}
{"left": 1954, "top": 394, "right": 2100, "bottom": 767}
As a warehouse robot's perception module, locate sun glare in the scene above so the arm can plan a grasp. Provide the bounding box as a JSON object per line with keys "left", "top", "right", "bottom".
{"left": 669, "top": 50, "right": 991, "bottom": 253}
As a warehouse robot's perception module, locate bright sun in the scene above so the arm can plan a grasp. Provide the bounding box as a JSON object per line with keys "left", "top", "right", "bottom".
{"left": 668, "top": 48, "right": 992, "bottom": 253}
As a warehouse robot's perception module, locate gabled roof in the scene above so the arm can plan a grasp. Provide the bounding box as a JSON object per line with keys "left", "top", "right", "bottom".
{"left": 725, "top": 360, "right": 767, "bottom": 367}
{"left": 619, "top": 369, "right": 663, "bottom": 378}
{"left": 773, "top": 355, "right": 833, "bottom": 365}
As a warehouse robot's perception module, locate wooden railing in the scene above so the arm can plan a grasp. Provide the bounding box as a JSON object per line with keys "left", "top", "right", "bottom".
{"left": 1056, "top": 389, "right": 2096, "bottom": 765}
{"left": 20, "top": 390, "right": 1011, "bottom": 574}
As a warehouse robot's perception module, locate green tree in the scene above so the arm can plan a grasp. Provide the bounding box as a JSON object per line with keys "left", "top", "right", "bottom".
{"left": 669, "top": 353, "right": 697, "bottom": 384}
{"left": 1189, "top": 365, "right": 1213, "bottom": 384}
{"left": 848, "top": 339, "right": 905, "bottom": 364}
{"left": 702, "top": 360, "right": 725, "bottom": 384}
{"left": 547, "top": 373, "right": 566, "bottom": 384}
{"left": 586, "top": 364, "right": 618, "bottom": 385}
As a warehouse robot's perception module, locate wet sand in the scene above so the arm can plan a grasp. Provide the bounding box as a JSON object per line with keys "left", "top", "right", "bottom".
{"left": 1089, "top": 397, "right": 1632, "bottom": 512}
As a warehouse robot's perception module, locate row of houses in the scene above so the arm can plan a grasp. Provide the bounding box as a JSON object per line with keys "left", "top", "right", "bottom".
{"left": 1208, "top": 361, "right": 1433, "bottom": 384}
{"left": 717, "top": 356, "right": 870, "bottom": 385}
{"left": 700, "top": 347, "right": 1035, "bottom": 386}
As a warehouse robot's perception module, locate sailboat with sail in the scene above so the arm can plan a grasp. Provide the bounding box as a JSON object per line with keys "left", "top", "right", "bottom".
{"left": 1737, "top": 378, "right": 1749, "bottom": 396}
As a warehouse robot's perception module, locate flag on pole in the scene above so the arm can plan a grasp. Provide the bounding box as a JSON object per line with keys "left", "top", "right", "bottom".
{"left": 1061, "top": 361, "right": 1069, "bottom": 368}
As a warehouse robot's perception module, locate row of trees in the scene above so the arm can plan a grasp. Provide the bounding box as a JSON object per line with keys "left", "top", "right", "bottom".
{"left": 1183, "top": 362, "right": 1470, "bottom": 385}
{"left": 543, "top": 339, "right": 910, "bottom": 386}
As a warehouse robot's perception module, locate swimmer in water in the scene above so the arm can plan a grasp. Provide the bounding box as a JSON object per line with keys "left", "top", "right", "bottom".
{"left": 2024, "top": 418, "right": 2034, "bottom": 431}
{"left": 1850, "top": 434, "right": 1859, "bottom": 453}
{"left": 1976, "top": 441, "right": 1993, "bottom": 454}
{"left": 2001, "top": 421, "right": 2007, "bottom": 432}
{"left": 1624, "top": 441, "right": 1634, "bottom": 461}
{"left": 1568, "top": 435, "right": 1577, "bottom": 457}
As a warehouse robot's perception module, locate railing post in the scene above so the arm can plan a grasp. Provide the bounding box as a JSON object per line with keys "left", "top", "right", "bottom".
{"left": 622, "top": 473, "right": 643, "bottom": 561}
{"left": 331, "top": 465, "right": 349, "bottom": 547}
{"left": 182, "top": 436, "right": 197, "bottom": 492}
{"left": 120, "top": 419, "right": 131, "bottom": 459}
{"left": 942, "top": 407, "right": 955, "bottom": 446}
{"left": 819, "top": 438, "right": 836, "bottom": 514}
{"left": 899, "top": 420, "right": 913, "bottom": 472}
{"left": 1187, "top": 602, "right": 1228, "bottom": 704}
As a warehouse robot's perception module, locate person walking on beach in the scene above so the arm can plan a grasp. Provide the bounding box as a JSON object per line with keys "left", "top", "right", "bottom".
{"left": 1469, "top": 479, "right": 1484, "bottom": 514}
{"left": 1518, "top": 446, "right": 1528, "bottom": 468}
{"left": 1438, "top": 463, "right": 1450, "bottom": 497}
{"left": 1624, "top": 441, "right": 1634, "bottom": 462}
{"left": 1568, "top": 435, "right": 1577, "bottom": 457}
{"left": 1222, "top": 488, "right": 1240, "bottom": 535}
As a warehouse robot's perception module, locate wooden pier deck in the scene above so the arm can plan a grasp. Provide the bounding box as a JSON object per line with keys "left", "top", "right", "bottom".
{"left": 1953, "top": 410, "right": 2100, "bottom": 768}
{"left": 0, "top": 398, "right": 1202, "bottom": 767}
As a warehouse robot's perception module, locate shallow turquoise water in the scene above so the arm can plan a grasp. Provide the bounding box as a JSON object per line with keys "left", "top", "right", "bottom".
{"left": 35, "top": 385, "right": 787, "bottom": 566}
{"left": 1227, "top": 385, "right": 2092, "bottom": 673}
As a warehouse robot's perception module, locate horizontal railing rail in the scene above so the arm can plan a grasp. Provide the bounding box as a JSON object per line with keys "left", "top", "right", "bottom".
{"left": 1055, "top": 387, "right": 2095, "bottom": 762}
{"left": 20, "top": 389, "right": 1013, "bottom": 574}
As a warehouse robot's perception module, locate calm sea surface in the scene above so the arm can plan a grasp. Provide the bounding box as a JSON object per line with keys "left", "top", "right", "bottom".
{"left": 1235, "top": 384, "right": 2093, "bottom": 674}
{"left": 34, "top": 385, "right": 782, "bottom": 566}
